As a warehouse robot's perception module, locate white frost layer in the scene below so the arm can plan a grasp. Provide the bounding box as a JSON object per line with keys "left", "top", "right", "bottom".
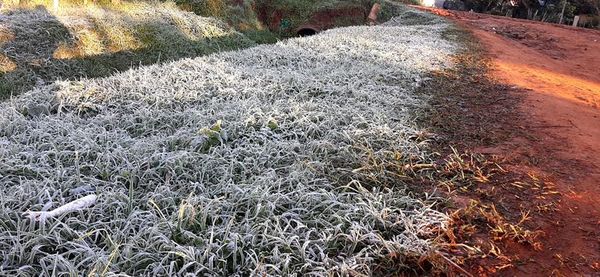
{"left": 0, "top": 15, "right": 457, "bottom": 276}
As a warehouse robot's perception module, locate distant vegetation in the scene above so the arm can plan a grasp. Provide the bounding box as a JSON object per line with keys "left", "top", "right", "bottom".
{"left": 442, "top": 0, "right": 599, "bottom": 26}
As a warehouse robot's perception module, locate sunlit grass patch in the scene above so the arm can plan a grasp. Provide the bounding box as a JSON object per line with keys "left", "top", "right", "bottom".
{"left": 0, "top": 2, "right": 255, "bottom": 99}
{"left": 0, "top": 53, "right": 16, "bottom": 72}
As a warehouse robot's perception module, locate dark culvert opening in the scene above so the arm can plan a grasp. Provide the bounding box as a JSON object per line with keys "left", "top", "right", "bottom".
{"left": 297, "top": 28, "right": 318, "bottom": 37}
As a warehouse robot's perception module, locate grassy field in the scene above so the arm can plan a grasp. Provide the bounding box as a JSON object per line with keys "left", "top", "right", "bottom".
{"left": 0, "top": 5, "right": 467, "bottom": 275}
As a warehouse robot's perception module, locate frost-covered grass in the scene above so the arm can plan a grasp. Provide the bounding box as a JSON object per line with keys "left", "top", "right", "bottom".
{"left": 0, "top": 9, "right": 457, "bottom": 276}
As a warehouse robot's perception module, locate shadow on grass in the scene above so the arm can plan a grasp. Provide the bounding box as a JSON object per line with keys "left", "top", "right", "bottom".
{"left": 0, "top": 5, "right": 255, "bottom": 100}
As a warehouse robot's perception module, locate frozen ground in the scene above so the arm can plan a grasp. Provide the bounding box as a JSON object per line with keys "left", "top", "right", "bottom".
{"left": 0, "top": 9, "right": 457, "bottom": 276}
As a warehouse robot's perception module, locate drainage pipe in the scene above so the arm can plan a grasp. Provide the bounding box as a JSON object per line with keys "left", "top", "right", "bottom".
{"left": 295, "top": 24, "right": 320, "bottom": 36}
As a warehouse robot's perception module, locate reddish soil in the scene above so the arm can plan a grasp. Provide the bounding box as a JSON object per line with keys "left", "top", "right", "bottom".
{"left": 255, "top": 3, "right": 367, "bottom": 35}
{"left": 421, "top": 7, "right": 600, "bottom": 276}
{"left": 299, "top": 6, "right": 367, "bottom": 31}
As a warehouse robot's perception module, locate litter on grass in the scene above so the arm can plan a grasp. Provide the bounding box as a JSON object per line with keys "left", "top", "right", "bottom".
{"left": 23, "top": 194, "right": 97, "bottom": 223}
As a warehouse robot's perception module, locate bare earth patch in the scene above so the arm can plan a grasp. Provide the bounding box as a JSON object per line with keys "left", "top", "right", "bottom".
{"left": 418, "top": 7, "right": 600, "bottom": 276}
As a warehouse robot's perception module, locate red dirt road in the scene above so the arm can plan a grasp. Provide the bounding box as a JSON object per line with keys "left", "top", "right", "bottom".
{"left": 422, "top": 8, "right": 600, "bottom": 276}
